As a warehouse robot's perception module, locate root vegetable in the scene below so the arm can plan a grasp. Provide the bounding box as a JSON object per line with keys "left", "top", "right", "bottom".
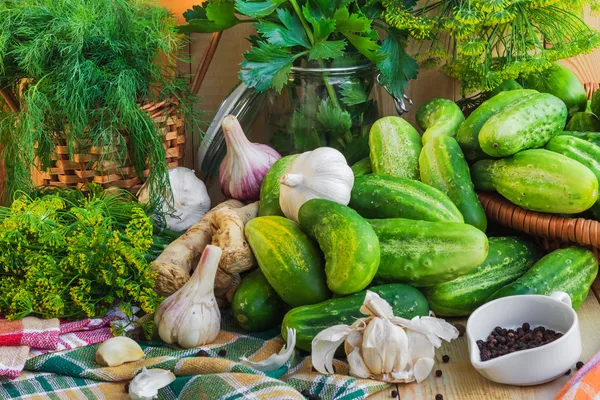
{"left": 212, "top": 202, "right": 258, "bottom": 274}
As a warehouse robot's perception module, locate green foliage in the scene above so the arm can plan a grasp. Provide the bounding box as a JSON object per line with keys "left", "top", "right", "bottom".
{"left": 0, "top": 184, "right": 172, "bottom": 322}
{"left": 0, "top": 0, "right": 201, "bottom": 204}
{"left": 383, "top": 0, "right": 600, "bottom": 93}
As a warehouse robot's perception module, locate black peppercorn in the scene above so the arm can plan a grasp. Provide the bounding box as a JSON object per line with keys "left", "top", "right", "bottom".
{"left": 197, "top": 349, "right": 210, "bottom": 357}
{"left": 435, "top": 394, "right": 443, "bottom": 400}
{"left": 442, "top": 355, "right": 450, "bottom": 363}
{"left": 576, "top": 361, "right": 585, "bottom": 370}
{"left": 218, "top": 349, "right": 227, "bottom": 357}
{"left": 435, "top": 370, "right": 442, "bottom": 377}
{"left": 455, "top": 323, "right": 466, "bottom": 337}
{"left": 391, "top": 389, "right": 398, "bottom": 398}
{"left": 565, "top": 369, "right": 571, "bottom": 376}
{"left": 522, "top": 322, "right": 530, "bottom": 331}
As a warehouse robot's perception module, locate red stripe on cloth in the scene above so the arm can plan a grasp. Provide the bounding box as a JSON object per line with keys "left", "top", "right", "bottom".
{"left": 0, "top": 331, "right": 25, "bottom": 347}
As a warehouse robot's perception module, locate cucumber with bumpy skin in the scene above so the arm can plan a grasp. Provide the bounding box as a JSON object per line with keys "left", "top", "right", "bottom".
{"left": 478, "top": 92, "right": 568, "bottom": 157}
{"left": 425, "top": 237, "right": 542, "bottom": 316}
{"left": 559, "top": 131, "right": 600, "bottom": 147}
{"left": 419, "top": 135, "right": 487, "bottom": 231}
{"left": 369, "top": 116, "right": 422, "bottom": 180}
{"left": 488, "top": 247, "right": 598, "bottom": 309}
{"left": 565, "top": 112, "right": 600, "bottom": 132}
{"left": 259, "top": 155, "right": 298, "bottom": 217}
{"left": 369, "top": 218, "right": 488, "bottom": 287}
{"left": 349, "top": 174, "right": 464, "bottom": 223}
{"left": 417, "top": 98, "right": 465, "bottom": 145}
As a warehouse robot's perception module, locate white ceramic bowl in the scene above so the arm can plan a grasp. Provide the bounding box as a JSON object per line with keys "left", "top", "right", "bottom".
{"left": 466, "top": 291, "right": 581, "bottom": 386}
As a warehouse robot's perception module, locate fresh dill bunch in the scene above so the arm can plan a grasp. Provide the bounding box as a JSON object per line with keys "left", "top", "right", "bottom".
{"left": 384, "top": 0, "right": 600, "bottom": 93}
{"left": 0, "top": 0, "right": 202, "bottom": 204}
{"left": 0, "top": 184, "right": 166, "bottom": 321}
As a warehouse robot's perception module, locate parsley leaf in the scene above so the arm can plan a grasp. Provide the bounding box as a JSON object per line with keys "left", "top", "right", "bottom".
{"left": 333, "top": 8, "right": 386, "bottom": 63}
{"left": 255, "top": 9, "right": 310, "bottom": 48}
{"left": 340, "top": 81, "right": 368, "bottom": 106}
{"left": 240, "top": 42, "right": 305, "bottom": 91}
{"left": 309, "top": 40, "right": 346, "bottom": 59}
{"left": 334, "top": 8, "right": 371, "bottom": 33}
{"left": 377, "top": 32, "right": 418, "bottom": 98}
{"left": 180, "top": 3, "right": 239, "bottom": 33}
{"left": 342, "top": 32, "right": 386, "bottom": 63}
{"left": 317, "top": 98, "right": 352, "bottom": 139}
{"left": 235, "top": 0, "right": 288, "bottom": 18}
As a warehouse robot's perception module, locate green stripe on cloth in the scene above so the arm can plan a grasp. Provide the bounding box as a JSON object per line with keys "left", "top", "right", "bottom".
{"left": 3, "top": 310, "right": 390, "bottom": 399}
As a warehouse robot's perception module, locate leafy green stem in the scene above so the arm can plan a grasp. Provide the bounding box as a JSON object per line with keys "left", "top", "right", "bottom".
{"left": 288, "top": 0, "right": 314, "bottom": 45}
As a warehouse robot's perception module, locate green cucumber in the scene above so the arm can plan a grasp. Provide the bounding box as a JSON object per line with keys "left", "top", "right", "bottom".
{"left": 351, "top": 157, "right": 372, "bottom": 177}
{"left": 559, "top": 131, "right": 600, "bottom": 147}
{"left": 282, "top": 284, "right": 429, "bottom": 351}
{"left": 478, "top": 92, "right": 568, "bottom": 157}
{"left": 471, "top": 149, "right": 599, "bottom": 214}
{"left": 259, "top": 155, "right": 298, "bottom": 217}
{"left": 369, "top": 218, "right": 488, "bottom": 287}
{"left": 232, "top": 269, "right": 286, "bottom": 332}
{"left": 419, "top": 135, "right": 487, "bottom": 231}
{"left": 523, "top": 63, "right": 587, "bottom": 116}
{"left": 245, "top": 216, "right": 330, "bottom": 307}
{"left": 456, "top": 90, "right": 537, "bottom": 162}
{"left": 488, "top": 79, "right": 523, "bottom": 96}
{"left": 565, "top": 112, "right": 600, "bottom": 132}
{"left": 424, "top": 237, "right": 542, "bottom": 317}
{"left": 488, "top": 247, "right": 598, "bottom": 309}
{"left": 368, "top": 116, "right": 422, "bottom": 180}
{"left": 298, "top": 199, "right": 380, "bottom": 295}
{"left": 591, "top": 87, "right": 600, "bottom": 118}
{"left": 417, "top": 98, "right": 465, "bottom": 144}
{"left": 349, "top": 174, "right": 464, "bottom": 223}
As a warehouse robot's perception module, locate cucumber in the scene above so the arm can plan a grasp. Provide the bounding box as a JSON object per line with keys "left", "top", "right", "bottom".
{"left": 282, "top": 284, "right": 429, "bottom": 351}
{"left": 259, "top": 155, "right": 298, "bottom": 217}
{"left": 232, "top": 269, "right": 286, "bottom": 332}
{"left": 471, "top": 149, "right": 599, "bottom": 214}
{"left": 523, "top": 63, "right": 587, "bottom": 116}
{"left": 351, "top": 157, "right": 372, "bottom": 177}
{"left": 560, "top": 131, "right": 600, "bottom": 147}
{"left": 298, "top": 199, "right": 380, "bottom": 295}
{"left": 488, "top": 79, "right": 523, "bottom": 96}
{"left": 349, "top": 174, "right": 464, "bottom": 223}
{"left": 478, "top": 92, "right": 568, "bottom": 157}
{"left": 488, "top": 247, "right": 598, "bottom": 309}
{"left": 369, "top": 218, "right": 488, "bottom": 287}
{"left": 591, "top": 87, "right": 600, "bottom": 118}
{"left": 245, "top": 216, "right": 331, "bottom": 307}
{"left": 565, "top": 112, "right": 600, "bottom": 132}
{"left": 419, "top": 136, "right": 487, "bottom": 231}
{"left": 456, "top": 90, "right": 537, "bottom": 162}
{"left": 416, "top": 98, "right": 465, "bottom": 144}
{"left": 424, "top": 237, "right": 542, "bottom": 317}
{"left": 368, "top": 116, "right": 422, "bottom": 180}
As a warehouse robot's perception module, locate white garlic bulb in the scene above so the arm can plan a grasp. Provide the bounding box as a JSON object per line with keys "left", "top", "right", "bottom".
{"left": 154, "top": 245, "right": 222, "bottom": 348}
{"left": 312, "top": 291, "right": 458, "bottom": 383}
{"left": 279, "top": 147, "right": 354, "bottom": 222}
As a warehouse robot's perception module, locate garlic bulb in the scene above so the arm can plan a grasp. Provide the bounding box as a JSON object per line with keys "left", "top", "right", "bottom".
{"left": 312, "top": 291, "right": 458, "bottom": 383}
{"left": 95, "top": 336, "right": 144, "bottom": 367}
{"left": 220, "top": 115, "right": 281, "bottom": 201}
{"left": 155, "top": 245, "right": 222, "bottom": 348}
{"left": 129, "top": 368, "right": 176, "bottom": 400}
{"left": 279, "top": 147, "right": 354, "bottom": 222}
{"left": 137, "top": 167, "right": 211, "bottom": 232}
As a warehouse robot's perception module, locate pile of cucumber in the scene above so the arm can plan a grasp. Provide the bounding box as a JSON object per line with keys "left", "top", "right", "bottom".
{"left": 231, "top": 64, "right": 600, "bottom": 352}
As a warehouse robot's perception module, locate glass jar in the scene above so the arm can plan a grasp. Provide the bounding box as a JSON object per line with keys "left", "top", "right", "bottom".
{"left": 265, "top": 62, "right": 378, "bottom": 164}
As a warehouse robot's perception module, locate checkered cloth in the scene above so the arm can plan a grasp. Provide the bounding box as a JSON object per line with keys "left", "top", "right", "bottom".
{"left": 0, "top": 311, "right": 390, "bottom": 399}
{"left": 0, "top": 316, "right": 115, "bottom": 379}
{"left": 556, "top": 351, "right": 600, "bottom": 400}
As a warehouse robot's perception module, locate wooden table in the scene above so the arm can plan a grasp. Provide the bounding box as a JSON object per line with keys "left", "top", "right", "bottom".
{"left": 370, "top": 291, "right": 600, "bottom": 400}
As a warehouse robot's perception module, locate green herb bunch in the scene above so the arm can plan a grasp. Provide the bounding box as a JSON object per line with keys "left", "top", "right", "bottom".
{"left": 383, "top": 0, "right": 600, "bottom": 93}
{"left": 0, "top": 184, "right": 168, "bottom": 323}
{"left": 0, "top": 0, "right": 201, "bottom": 204}
{"left": 181, "top": 0, "right": 418, "bottom": 99}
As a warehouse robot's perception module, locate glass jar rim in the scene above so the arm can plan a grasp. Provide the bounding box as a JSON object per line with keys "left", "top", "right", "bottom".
{"left": 290, "top": 62, "right": 376, "bottom": 75}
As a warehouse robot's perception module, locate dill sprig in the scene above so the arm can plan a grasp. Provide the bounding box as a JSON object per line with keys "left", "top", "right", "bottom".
{"left": 0, "top": 184, "right": 168, "bottom": 323}
{"left": 0, "top": 0, "right": 202, "bottom": 204}
{"left": 383, "top": 0, "right": 600, "bottom": 93}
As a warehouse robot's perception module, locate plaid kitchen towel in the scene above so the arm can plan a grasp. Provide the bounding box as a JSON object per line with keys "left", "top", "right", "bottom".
{"left": 556, "top": 350, "right": 600, "bottom": 400}
{"left": 0, "top": 310, "right": 390, "bottom": 399}
{"left": 0, "top": 315, "right": 115, "bottom": 379}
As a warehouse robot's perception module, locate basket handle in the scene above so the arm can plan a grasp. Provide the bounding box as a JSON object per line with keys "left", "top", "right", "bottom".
{"left": 190, "top": 32, "right": 223, "bottom": 95}
{"left": 0, "top": 87, "right": 19, "bottom": 113}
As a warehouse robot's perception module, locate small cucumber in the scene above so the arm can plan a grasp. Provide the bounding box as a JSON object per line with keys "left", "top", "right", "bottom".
{"left": 417, "top": 98, "right": 465, "bottom": 144}
{"left": 488, "top": 247, "right": 598, "bottom": 309}
{"left": 565, "top": 112, "right": 600, "bottom": 132}
{"left": 298, "top": 199, "right": 380, "bottom": 295}
{"left": 232, "top": 269, "right": 286, "bottom": 332}
{"left": 351, "top": 157, "right": 372, "bottom": 177}
{"left": 559, "top": 131, "right": 600, "bottom": 147}
{"left": 259, "top": 155, "right": 298, "bottom": 217}
{"left": 419, "top": 135, "right": 487, "bottom": 231}
{"left": 368, "top": 116, "right": 422, "bottom": 180}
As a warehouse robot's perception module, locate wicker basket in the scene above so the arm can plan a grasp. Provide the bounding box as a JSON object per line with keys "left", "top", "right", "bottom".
{"left": 37, "top": 99, "right": 185, "bottom": 194}
{"left": 478, "top": 192, "right": 600, "bottom": 260}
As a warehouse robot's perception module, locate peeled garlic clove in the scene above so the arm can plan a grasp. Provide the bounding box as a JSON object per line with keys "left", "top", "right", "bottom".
{"left": 129, "top": 368, "right": 176, "bottom": 400}
{"left": 96, "top": 336, "right": 144, "bottom": 367}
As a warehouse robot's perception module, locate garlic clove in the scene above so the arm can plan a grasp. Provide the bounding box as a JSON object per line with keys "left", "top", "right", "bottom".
{"left": 347, "top": 347, "right": 370, "bottom": 378}
{"left": 311, "top": 324, "right": 354, "bottom": 375}
{"left": 413, "top": 357, "right": 435, "bottom": 383}
{"left": 240, "top": 328, "right": 296, "bottom": 372}
{"left": 129, "top": 367, "right": 176, "bottom": 400}
{"left": 95, "top": 336, "right": 145, "bottom": 367}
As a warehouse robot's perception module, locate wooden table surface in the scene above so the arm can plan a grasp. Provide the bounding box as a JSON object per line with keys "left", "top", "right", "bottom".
{"left": 369, "top": 290, "right": 600, "bottom": 400}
